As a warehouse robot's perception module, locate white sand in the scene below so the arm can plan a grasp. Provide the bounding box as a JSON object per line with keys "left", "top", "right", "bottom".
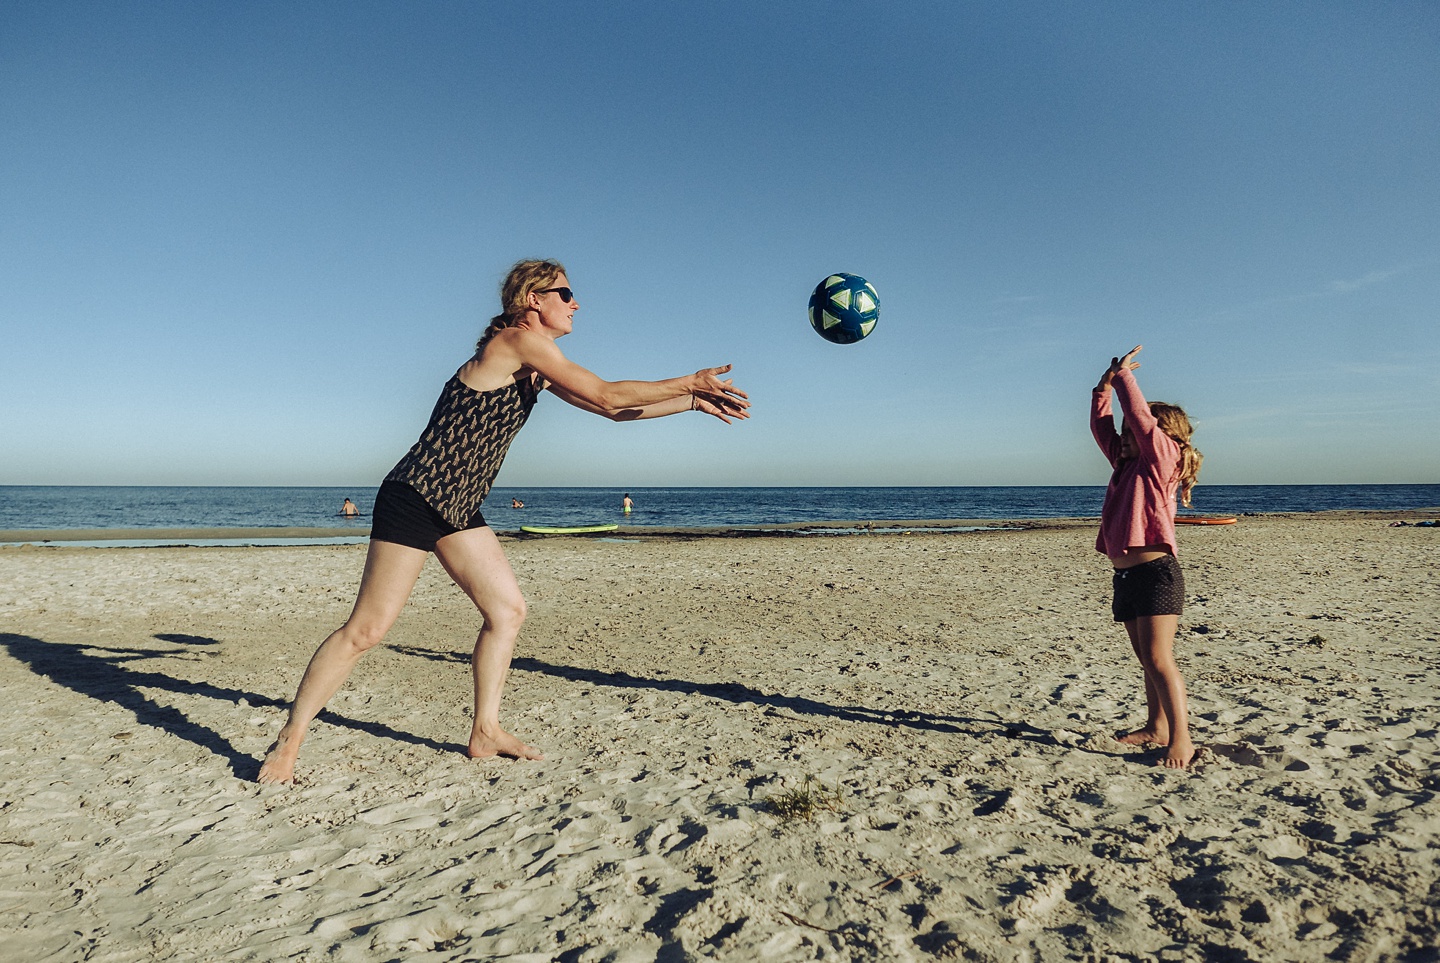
{"left": 1, "top": 515, "right": 1437, "bottom": 961}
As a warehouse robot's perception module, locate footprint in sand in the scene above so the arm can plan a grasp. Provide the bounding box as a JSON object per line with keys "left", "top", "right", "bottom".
{"left": 1207, "top": 742, "right": 1311, "bottom": 771}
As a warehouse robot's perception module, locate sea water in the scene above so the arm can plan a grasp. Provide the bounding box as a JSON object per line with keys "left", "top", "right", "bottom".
{"left": 2, "top": 484, "right": 1436, "bottom": 537}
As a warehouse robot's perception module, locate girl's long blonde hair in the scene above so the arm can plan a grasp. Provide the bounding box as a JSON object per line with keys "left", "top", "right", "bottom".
{"left": 475, "top": 259, "right": 567, "bottom": 353}
{"left": 1150, "top": 402, "right": 1204, "bottom": 507}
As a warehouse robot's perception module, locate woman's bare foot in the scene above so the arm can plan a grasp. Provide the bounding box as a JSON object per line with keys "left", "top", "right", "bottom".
{"left": 1158, "top": 737, "right": 1196, "bottom": 769}
{"left": 1118, "top": 727, "right": 1169, "bottom": 747}
{"left": 468, "top": 726, "right": 543, "bottom": 761}
{"left": 257, "top": 733, "right": 302, "bottom": 784}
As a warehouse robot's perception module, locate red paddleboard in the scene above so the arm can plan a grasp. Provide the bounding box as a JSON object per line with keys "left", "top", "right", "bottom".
{"left": 1175, "top": 515, "right": 1237, "bottom": 525}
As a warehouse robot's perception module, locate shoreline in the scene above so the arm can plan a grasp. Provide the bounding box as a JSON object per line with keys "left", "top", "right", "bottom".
{"left": 1, "top": 507, "right": 1435, "bottom": 547}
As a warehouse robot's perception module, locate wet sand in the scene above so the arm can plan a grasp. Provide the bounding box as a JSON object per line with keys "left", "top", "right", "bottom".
{"left": 1, "top": 514, "right": 1437, "bottom": 961}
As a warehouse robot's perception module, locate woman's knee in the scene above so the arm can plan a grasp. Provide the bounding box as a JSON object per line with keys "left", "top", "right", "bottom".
{"left": 480, "top": 593, "right": 527, "bottom": 632}
{"left": 338, "top": 619, "right": 391, "bottom": 653}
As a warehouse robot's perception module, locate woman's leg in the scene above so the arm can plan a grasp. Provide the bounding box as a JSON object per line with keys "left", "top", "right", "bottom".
{"left": 432, "top": 526, "right": 543, "bottom": 761}
{"left": 1127, "top": 614, "right": 1194, "bottom": 768}
{"left": 257, "top": 539, "right": 430, "bottom": 783}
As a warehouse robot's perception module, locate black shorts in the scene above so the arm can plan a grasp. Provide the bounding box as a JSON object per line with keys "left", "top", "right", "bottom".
{"left": 1112, "top": 555, "right": 1185, "bottom": 622}
{"left": 369, "top": 480, "right": 487, "bottom": 552}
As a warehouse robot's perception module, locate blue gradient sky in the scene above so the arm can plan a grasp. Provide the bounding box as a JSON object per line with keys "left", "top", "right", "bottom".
{"left": 3, "top": 2, "right": 1436, "bottom": 488}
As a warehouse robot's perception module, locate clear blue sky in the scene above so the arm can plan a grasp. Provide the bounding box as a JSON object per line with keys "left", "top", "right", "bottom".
{"left": 3, "top": 1, "right": 1436, "bottom": 488}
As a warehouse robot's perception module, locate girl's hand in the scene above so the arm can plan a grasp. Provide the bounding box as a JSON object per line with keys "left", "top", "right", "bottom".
{"left": 1111, "top": 344, "right": 1134, "bottom": 374}
{"left": 1096, "top": 345, "right": 1141, "bottom": 391}
{"left": 1110, "top": 344, "right": 1142, "bottom": 376}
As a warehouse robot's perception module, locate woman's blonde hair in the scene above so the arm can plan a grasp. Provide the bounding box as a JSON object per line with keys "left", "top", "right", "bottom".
{"left": 1150, "top": 402, "right": 1204, "bottom": 508}
{"left": 475, "top": 258, "right": 567, "bottom": 353}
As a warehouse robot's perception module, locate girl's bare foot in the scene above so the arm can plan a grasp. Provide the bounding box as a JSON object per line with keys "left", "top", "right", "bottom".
{"left": 257, "top": 733, "right": 301, "bottom": 784}
{"left": 468, "top": 726, "right": 543, "bottom": 761}
{"left": 1158, "top": 737, "right": 1196, "bottom": 769}
{"left": 1118, "top": 727, "right": 1169, "bottom": 746}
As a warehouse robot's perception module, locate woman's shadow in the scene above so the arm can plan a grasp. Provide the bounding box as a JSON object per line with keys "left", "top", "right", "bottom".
{"left": 3, "top": 632, "right": 1111, "bottom": 781}
{"left": 390, "top": 645, "right": 1067, "bottom": 748}
{"left": 0, "top": 632, "right": 452, "bottom": 780}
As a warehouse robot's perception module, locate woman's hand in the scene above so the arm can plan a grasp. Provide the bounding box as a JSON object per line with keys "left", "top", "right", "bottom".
{"left": 692, "top": 394, "right": 749, "bottom": 424}
{"left": 689, "top": 365, "right": 750, "bottom": 422}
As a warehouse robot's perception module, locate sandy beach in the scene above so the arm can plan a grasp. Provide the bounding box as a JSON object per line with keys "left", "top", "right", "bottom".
{"left": 2, "top": 513, "right": 1437, "bottom": 962}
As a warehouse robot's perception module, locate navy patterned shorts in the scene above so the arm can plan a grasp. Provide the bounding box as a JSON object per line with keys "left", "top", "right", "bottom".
{"left": 369, "top": 480, "right": 487, "bottom": 553}
{"left": 1111, "top": 555, "right": 1185, "bottom": 622}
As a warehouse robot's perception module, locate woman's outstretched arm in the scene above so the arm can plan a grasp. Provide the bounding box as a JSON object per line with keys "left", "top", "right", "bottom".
{"left": 546, "top": 382, "right": 748, "bottom": 423}
{"left": 498, "top": 327, "right": 749, "bottom": 415}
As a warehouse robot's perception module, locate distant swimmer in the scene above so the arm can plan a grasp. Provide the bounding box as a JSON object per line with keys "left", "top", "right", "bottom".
{"left": 256, "top": 258, "right": 749, "bottom": 785}
{"left": 511, "top": 498, "right": 524, "bottom": 509}
{"left": 622, "top": 493, "right": 634, "bottom": 515}
{"left": 340, "top": 498, "right": 360, "bottom": 517}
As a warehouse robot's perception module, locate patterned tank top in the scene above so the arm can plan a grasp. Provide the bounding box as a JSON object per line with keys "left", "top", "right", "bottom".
{"left": 384, "top": 372, "right": 541, "bottom": 528}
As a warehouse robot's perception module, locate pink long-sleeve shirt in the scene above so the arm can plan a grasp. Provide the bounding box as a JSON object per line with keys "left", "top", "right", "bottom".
{"left": 1091, "top": 368, "right": 1180, "bottom": 559}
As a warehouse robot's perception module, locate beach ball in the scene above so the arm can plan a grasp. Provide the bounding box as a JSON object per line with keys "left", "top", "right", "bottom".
{"left": 809, "top": 273, "right": 879, "bottom": 344}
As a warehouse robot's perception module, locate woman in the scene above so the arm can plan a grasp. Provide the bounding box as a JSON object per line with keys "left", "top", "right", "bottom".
{"left": 258, "top": 260, "right": 748, "bottom": 784}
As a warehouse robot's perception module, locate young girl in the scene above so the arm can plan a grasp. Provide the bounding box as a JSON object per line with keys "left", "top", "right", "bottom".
{"left": 1091, "top": 345, "right": 1203, "bottom": 769}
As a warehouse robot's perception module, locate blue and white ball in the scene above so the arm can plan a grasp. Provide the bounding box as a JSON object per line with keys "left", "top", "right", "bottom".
{"left": 809, "top": 273, "right": 879, "bottom": 344}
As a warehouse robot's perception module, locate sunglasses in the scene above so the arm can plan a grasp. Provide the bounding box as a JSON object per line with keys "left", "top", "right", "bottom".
{"left": 536, "top": 286, "right": 575, "bottom": 303}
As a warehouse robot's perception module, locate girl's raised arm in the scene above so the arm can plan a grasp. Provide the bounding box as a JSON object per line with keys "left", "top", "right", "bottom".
{"left": 1091, "top": 370, "right": 1122, "bottom": 461}
{"left": 1108, "top": 345, "right": 1158, "bottom": 434}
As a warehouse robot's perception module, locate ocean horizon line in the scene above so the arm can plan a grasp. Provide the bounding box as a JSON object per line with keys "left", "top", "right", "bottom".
{"left": 3, "top": 483, "right": 1436, "bottom": 538}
